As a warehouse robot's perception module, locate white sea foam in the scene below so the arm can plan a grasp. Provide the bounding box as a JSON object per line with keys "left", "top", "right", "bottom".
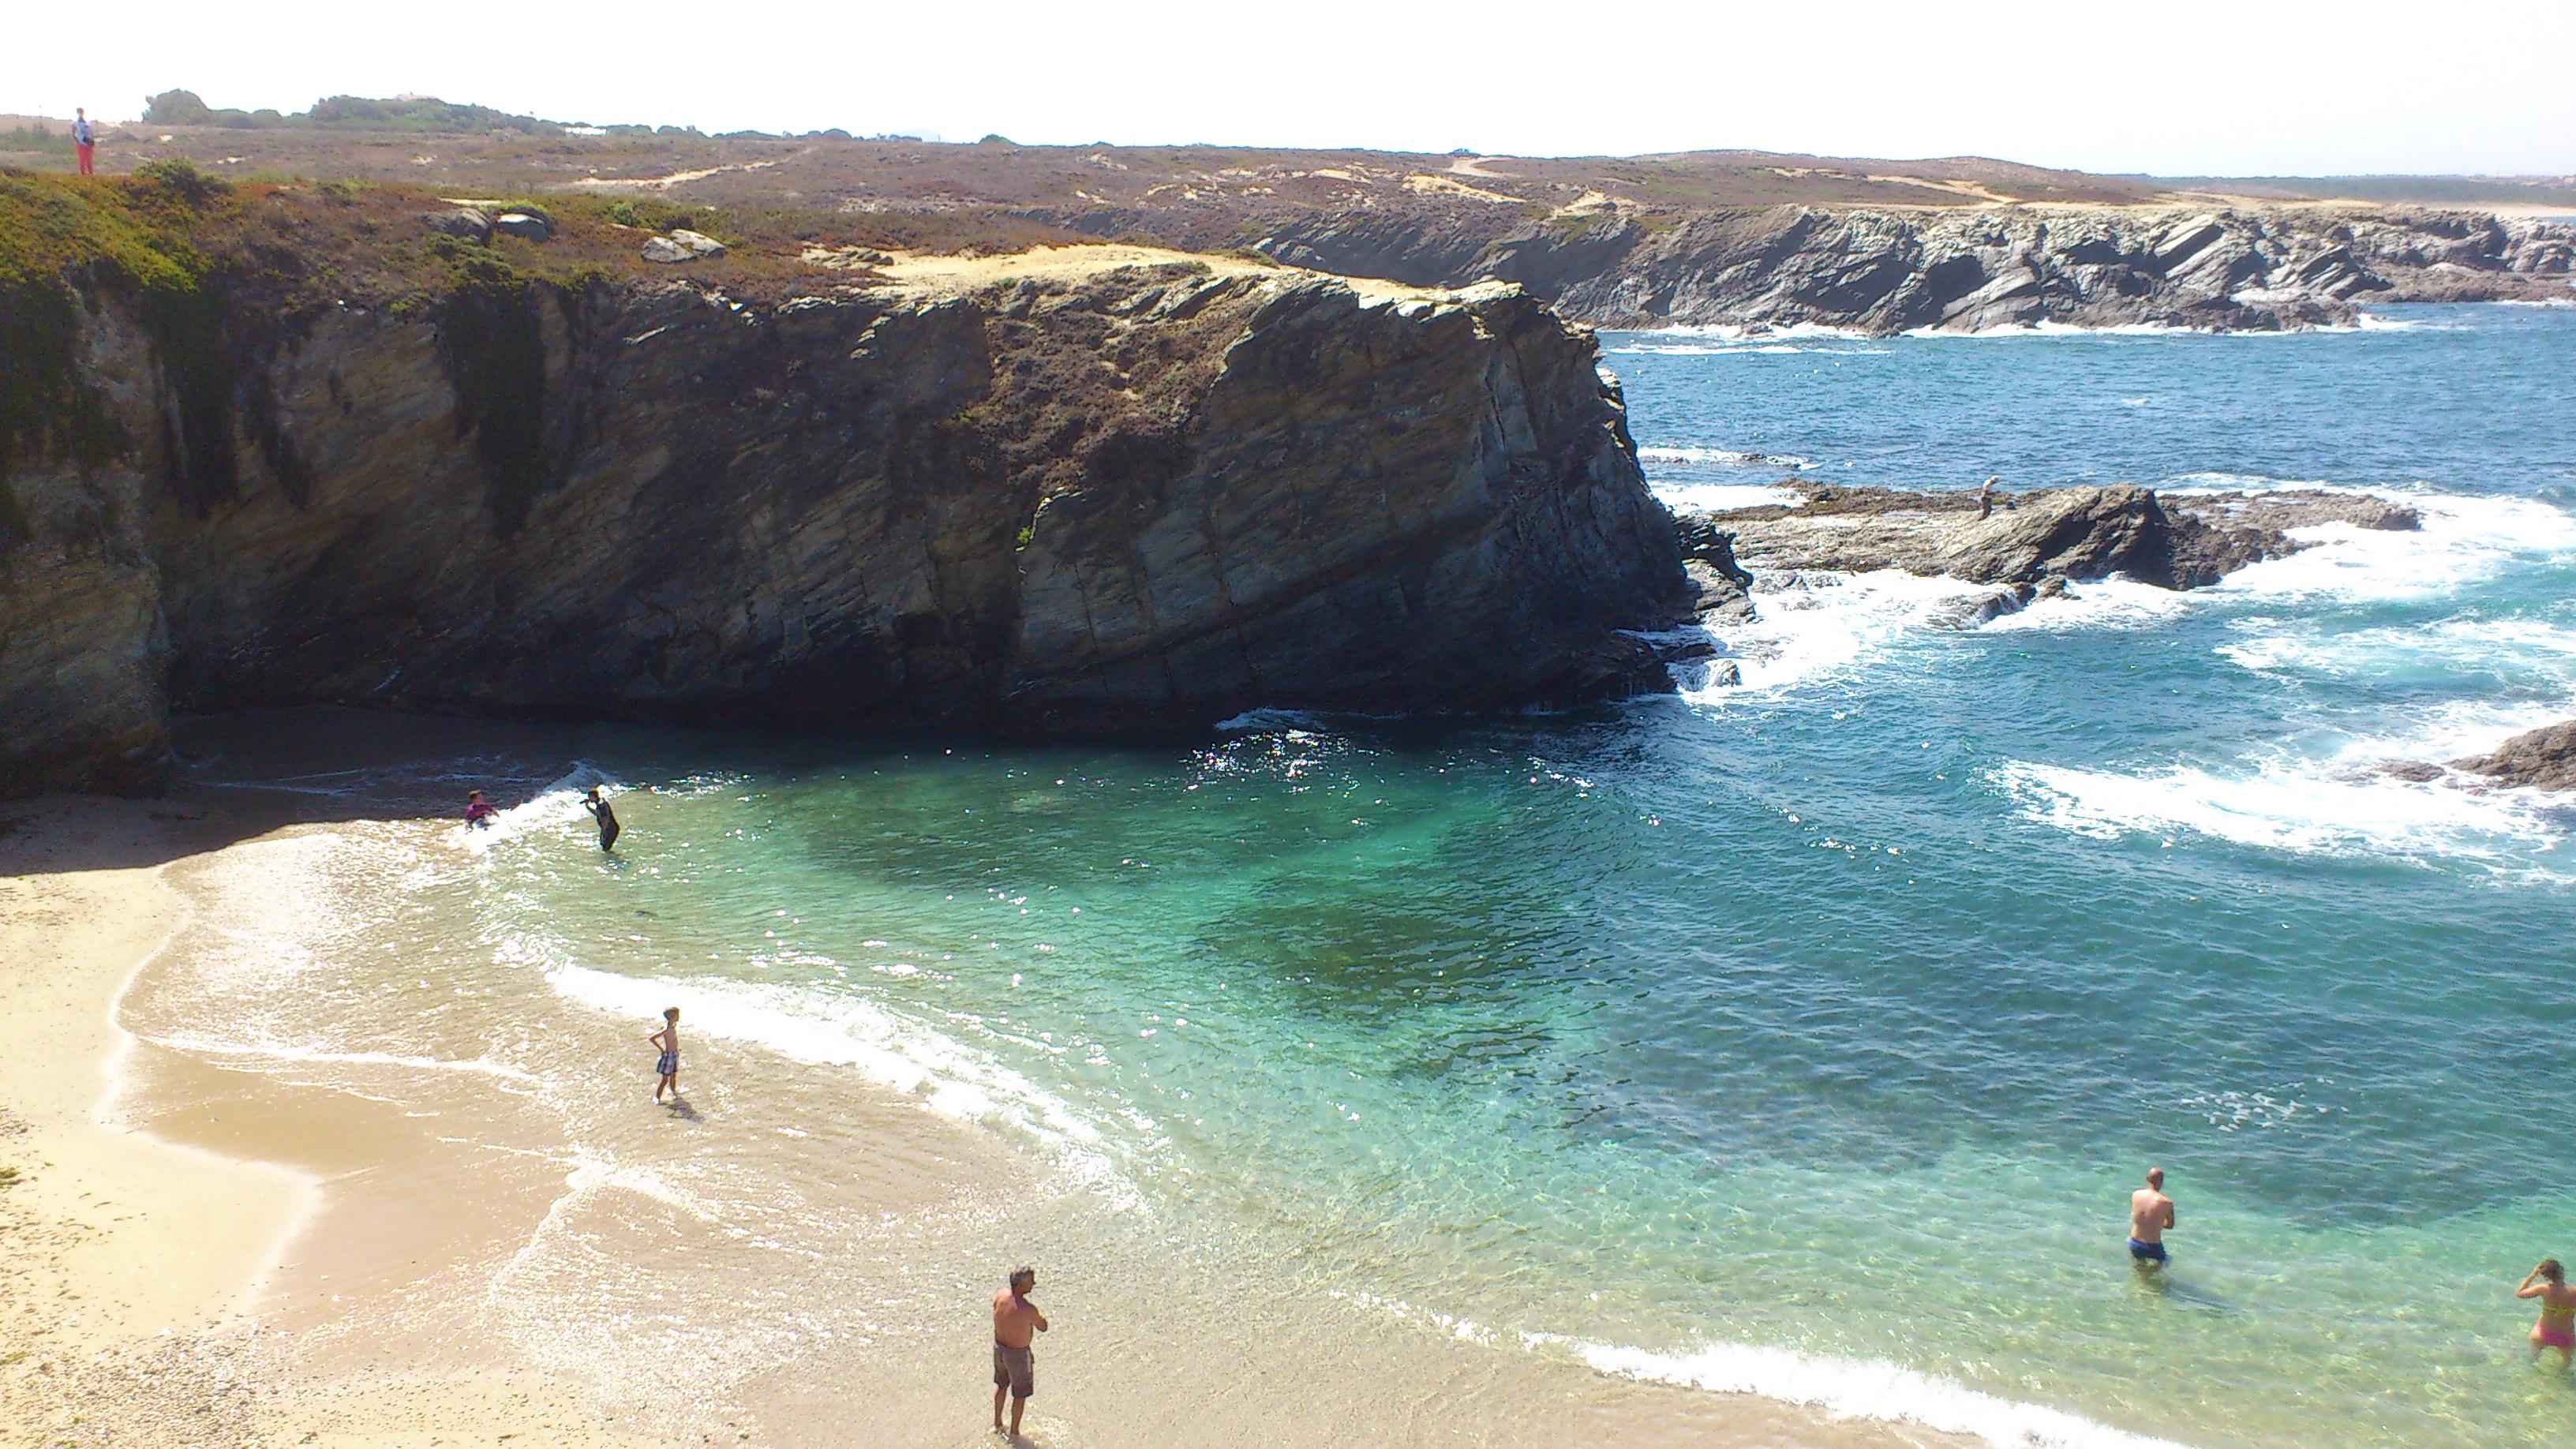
{"left": 499, "top": 928, "right": 1133, "bottom": 1191}
{"left": 1637, "top": 445, "right": 1815, "bottom": 470}
{"left": 1690, "top": 566, "right": 2205, "bottom": 700}
{"left": 461, "top": 765, "right": 621, "bottom": 852}
{"left": 1624, "top": 320, "right": 1874, "bottom": 343}
{"left": 2219, "top": 615, "right": 2576, "bottom": 682}
{"left": 1983, "top": 576, "right": 2192, "bottom": 634}
{"left": 2211, "top": 492, "right": 2576, "bottom": 603}
{"left": 1990, "top": 702, "right": 2573, "bottom": 860}
{"left": 1540, "top": 1335, "right": 2187, "bottom": 1449}
{"left": 1687, "top": 570, "right": 1999, "bottom": 698}
{"left": 1344, "top": 1285, "right": 2184, "bottom": 1449}
{"left": 1608, "top": 342, "right": 1822, "bottom": 356}
{"left": 1652, "top": 481, "right": 1809, "bottom": 512}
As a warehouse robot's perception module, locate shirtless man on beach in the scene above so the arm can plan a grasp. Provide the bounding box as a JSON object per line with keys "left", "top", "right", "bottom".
{"left": 2129, "top": 1166, "right": 2177, "bottom": 1267}
{"left": 992, "top": 1267, "right": 1048, "bottom": 1438}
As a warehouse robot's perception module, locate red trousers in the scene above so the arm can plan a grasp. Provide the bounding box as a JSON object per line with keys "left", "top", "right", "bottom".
{"left": 75, "top": 141, "right": 94, "bottom": 176}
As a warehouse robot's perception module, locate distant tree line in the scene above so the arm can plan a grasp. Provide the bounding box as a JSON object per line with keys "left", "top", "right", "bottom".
{"left": 140, "top": 89, "right": 577, "bottom": 133}
{"left": 136, "top": 90, "right": 902, "bottom": 144}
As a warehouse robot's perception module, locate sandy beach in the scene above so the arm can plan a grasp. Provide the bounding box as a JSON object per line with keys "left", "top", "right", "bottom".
{"left": 1, "top": 710, "right": 1966, "bottom": 1449}
{"left": 0, "top": 792, "right": 668, "bottom": 1447}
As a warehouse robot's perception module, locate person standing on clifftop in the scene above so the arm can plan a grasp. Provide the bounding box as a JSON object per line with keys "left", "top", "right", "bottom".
{"left": 71, "top": 109, "right": 95, "bottom": 177}
{"left": 1976, "top": 476, "right": 1998, "bottom": 520}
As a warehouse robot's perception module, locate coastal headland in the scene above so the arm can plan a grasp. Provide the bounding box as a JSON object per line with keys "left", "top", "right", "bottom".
{"left": 1, "top": 169, "right": 1694, "bottom": 799}
{"left": 6, "top": 105, "right": 2571, "bottom": 335}
{"left": 8, "top": 95, "right": 2576, "bottom": 1449}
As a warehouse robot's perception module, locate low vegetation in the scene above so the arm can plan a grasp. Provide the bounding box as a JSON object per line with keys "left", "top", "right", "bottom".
{"left": 0, "top": 161, "right": 1084, "bottom": 502}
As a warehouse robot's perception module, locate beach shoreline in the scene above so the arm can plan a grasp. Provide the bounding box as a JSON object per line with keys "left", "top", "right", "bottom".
{"left": 0, "top": 791, "right": 674, "bottom": 1447}
{"left": 1, "top": 710, "right": 2000, "bottom": 1448}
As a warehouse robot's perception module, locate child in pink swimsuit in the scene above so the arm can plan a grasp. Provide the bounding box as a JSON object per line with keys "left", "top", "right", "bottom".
{"left": 2519, "top": 1259, "right": 2576, "bottom": 1357}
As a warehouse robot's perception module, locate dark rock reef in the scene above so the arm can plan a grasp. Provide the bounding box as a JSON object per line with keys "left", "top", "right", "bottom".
{"left": 1674, "top": 482, "right": 2419, "bottom": 623}
{"left": 2, "top": 260, "right": 1693, "bottom": 797}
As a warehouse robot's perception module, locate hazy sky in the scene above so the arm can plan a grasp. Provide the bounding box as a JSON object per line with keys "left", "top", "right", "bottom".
{"left": 9, "top": 1, "right": 2571, "bottom": 176}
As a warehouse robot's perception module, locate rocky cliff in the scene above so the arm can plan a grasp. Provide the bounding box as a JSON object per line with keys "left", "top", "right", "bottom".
{"left": 1247, "top": 205, "right": 2576, "bottom": 334}
{"left": 2, "top": 239, "right": 1692, "bottom": 797}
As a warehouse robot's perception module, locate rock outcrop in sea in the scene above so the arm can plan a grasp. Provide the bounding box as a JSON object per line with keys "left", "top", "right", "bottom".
{"left": 1675, "top": 482, "right": 2418, "bottom": 623}
{"left": 2447, "top": 721, "right": 2576, "bottom": 792}
{"left": 1245, "top": 206, "right": 2575, "bottom": 335}
{"left": 0, "top": 260, "right": 1693, "bottom": 797}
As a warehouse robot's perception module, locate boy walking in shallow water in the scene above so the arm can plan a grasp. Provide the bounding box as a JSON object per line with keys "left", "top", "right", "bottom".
{"left": 649, "top": 1007, "right": 680, "bottom": 1100}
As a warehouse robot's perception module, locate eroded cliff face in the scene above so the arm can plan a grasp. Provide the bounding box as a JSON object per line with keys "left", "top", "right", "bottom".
{"left": 1247, "top": 205, "right": 2576, "bottom": 333}
{"left": 1, "top": 258, "right": 1691, "bottom": 796}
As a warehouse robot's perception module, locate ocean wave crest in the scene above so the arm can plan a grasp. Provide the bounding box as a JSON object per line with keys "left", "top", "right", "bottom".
{"left": 1539, "top": 1333, "right": 2188, "bottom": 1449}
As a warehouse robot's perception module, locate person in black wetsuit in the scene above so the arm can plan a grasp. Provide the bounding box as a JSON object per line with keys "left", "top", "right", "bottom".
{"left": 582, "top": 786, "right": 620, "bottom": 852}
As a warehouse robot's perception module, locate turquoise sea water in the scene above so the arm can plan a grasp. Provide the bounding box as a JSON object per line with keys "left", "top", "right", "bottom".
{"left": 438, "top": 303, "right": 2574, "bottom": 1447}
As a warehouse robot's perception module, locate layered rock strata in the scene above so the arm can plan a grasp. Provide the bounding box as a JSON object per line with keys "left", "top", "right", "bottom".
{"left": 2, "top": 259, "right": 1693, "bottom": 797}
{"left": 1241, "top": 206, "right": 2575, "bottom": 335}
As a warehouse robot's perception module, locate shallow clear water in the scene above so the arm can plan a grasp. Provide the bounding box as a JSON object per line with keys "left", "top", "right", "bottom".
{"left": 288, "top": 304, "right": 2576, "bottom": 1446}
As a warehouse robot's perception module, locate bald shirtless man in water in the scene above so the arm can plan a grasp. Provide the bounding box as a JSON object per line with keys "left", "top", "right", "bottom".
{"left": 992, "top": 1267, "right": 1048, "bottom": 1438}
{"left": 2129, "top": 1166, "right": 2177, "bottom": 1267}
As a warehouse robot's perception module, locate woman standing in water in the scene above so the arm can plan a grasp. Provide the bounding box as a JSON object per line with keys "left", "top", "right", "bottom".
{"left": 2519, "top": 1259, "right": 2576, "bottom": 1361}
{"left": 582, "top": 786, "right": 620, "bottom": 852}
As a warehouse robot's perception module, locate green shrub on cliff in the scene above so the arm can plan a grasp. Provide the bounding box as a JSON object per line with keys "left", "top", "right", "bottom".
{"left": 0, "top": 170, "right": 211, "bottom": 475}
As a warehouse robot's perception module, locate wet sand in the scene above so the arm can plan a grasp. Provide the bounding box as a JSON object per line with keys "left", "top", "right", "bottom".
{"left": 2, "top": 710, "right": 1968, "bottom": 1448}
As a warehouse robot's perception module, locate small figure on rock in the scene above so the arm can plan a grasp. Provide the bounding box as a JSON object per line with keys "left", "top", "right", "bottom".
{"left": 1977, "top": 476, "right": 1999, "bottom": 520}
{"left": 72, "top": 108, "right": 95, "bottom": 177}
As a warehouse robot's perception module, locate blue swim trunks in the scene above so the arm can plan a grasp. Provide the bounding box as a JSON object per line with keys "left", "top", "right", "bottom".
{"left": 2129, "top": 1237, "right": 2168, "bottom": 1264}
{"left": 656, "top": 1050, "right": 679, "bottom": 1076}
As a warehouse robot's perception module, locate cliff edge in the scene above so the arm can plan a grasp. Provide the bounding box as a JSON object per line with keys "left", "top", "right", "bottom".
{"left": 0, "top": 176, "right": 1692, "bottom": 796}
